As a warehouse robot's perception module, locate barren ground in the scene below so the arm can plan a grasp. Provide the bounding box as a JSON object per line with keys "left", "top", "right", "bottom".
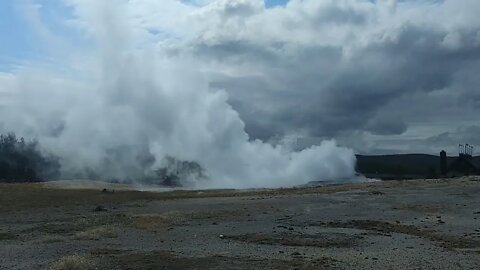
{"left": 1, "top": 177, "right": 479, "bottom": 269}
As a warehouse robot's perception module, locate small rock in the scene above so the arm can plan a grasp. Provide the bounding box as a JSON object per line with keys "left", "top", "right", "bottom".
{"left": 219, "top": 234, "right": 225, "bottom": 239}
{"left": 291, "top": 252, "right": 301, "bottom": 256}
{"left": 101, "top": 188, "right": 114, "bottom": 194}
{"left": 93, "top": 206, "right": 107, "bottom": 212}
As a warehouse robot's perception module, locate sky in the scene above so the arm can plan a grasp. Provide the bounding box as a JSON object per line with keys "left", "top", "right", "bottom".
{"left": 0, "top": 0, "right": 480, "bottom": 185}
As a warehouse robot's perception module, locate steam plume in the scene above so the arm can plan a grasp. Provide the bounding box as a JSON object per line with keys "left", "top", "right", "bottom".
{"left": 0, "top": 1, "right": 356, "bottom": 189}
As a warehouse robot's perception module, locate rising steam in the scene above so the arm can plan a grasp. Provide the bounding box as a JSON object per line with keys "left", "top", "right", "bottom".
{"left": 0, "top": 1, "right": 356, "bottom": 189}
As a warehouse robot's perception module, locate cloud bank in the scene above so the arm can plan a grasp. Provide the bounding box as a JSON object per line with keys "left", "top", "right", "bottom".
{"left": 180, "top": 0, "right": 480, "bottom": 154}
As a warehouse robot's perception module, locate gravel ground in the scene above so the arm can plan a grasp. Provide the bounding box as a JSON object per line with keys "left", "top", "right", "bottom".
{"left": 1, "top": 177, "right": 479, "bottom": 269}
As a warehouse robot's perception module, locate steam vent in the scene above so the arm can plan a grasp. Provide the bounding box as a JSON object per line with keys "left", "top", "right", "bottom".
{"left": 440, "top": 144, "right": 478, "bottom": 176}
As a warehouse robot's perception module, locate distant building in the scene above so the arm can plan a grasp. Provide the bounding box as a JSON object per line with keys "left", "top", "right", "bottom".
{"left": 440, "top": 150, "right": 447, "bottom": 175}
{"left": 440, "top": 144, "right": 478, "bottom": 177}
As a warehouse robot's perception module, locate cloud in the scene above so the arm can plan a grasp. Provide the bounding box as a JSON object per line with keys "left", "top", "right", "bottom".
{"left": 427, "top": 126, "right": 480, "bottom": 150}
{"left": 174, "top": 0, "right": 480, "bottom": 153}
{"left": 366, "top": 115, "right": 407, "bottom": 136}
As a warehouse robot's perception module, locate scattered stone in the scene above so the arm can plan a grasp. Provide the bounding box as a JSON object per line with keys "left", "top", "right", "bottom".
{"left": 101, "top": 188, "right": 114, "bottom": 194}
{"left": 93, "top": 206, "right": 107, "bottom": 212}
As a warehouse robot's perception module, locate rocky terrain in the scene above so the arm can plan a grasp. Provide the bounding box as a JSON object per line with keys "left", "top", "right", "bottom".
{"left": 1, "top": 177, "right": 479, "bottom": 269}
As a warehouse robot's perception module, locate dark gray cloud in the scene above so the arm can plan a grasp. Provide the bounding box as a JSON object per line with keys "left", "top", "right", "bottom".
{"left": 181, "top": 0, "right": 480, "bottom": 153}
{"left": 427, "top": 126, "right": 480, "bottom": 148}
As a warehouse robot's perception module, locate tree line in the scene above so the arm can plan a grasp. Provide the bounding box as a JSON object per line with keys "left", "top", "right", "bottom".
{"left": 0, "top": 133, "right": 60, "bottom": 182}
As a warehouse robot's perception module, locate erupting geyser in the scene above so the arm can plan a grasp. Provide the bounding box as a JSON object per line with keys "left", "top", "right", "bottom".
{"left": 0, "top": 1, "right": 356, "bottom": 188}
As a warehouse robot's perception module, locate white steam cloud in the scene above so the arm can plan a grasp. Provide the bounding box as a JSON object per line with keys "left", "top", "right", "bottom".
{"left": 0, "top": 1, "right": 356, "bottom": 189}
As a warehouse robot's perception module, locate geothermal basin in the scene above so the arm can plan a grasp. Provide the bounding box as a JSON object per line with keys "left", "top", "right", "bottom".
{"left": 0, "top": 177, "right": 479, "bottom": 269}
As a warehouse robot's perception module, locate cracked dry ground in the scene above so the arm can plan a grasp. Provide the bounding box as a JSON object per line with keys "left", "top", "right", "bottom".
{"left": 1, "top": 177, "right": 480, "bottom": 269}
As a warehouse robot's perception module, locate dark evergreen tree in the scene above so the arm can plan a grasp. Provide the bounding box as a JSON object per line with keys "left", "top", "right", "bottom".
{"left": 0, "top": 133, "right": 60, "bottom": 182}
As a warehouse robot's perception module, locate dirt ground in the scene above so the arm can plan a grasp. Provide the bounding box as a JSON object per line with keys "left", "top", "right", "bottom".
{"left": 0, "top": 177, "right": 479, "bottom": 269}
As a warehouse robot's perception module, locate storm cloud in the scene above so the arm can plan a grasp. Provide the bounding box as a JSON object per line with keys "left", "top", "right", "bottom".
{"left": 180, "top": 0, "right": 480, "bottom": 153}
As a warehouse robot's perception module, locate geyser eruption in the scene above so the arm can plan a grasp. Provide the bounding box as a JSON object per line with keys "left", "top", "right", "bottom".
{"left": 0, "top": 1, "right": 356, "bottom": 189}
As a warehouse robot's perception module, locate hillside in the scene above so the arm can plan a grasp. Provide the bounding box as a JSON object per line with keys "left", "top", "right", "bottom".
{"left": 356, "top": 154, "right": 480, "bottom": 179}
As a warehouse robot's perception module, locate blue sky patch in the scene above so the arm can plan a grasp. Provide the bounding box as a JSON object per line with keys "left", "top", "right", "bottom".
{"left": 265, "top": 0, "right": 289, "bottom": 8}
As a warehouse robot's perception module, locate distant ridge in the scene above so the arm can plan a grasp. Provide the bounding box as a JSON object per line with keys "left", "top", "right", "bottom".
{"left": 355, "top": 154, "right": 480, "bottom": 180}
